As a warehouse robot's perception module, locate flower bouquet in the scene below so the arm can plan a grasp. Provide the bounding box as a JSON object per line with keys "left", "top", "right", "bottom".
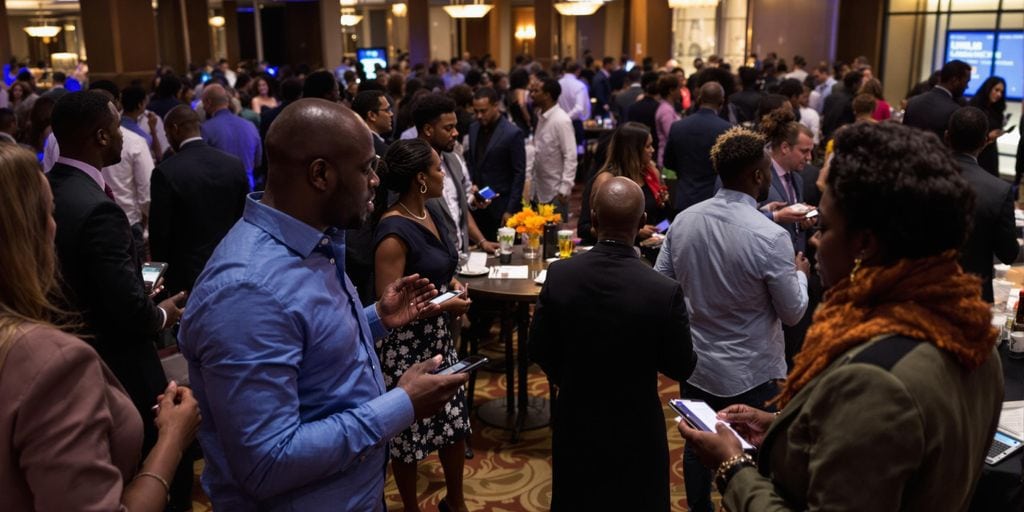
{"left": 505, "top": 203, "right": 562, "bottom": 259}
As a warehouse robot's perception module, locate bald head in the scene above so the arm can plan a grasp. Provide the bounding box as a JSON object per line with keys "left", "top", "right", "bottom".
{"left": 698, "top": 81, "right": 724, "bottom": 108}
{"left": 201, "top": 83, "right": 230, "bottom": 117}
{"left": 592, "top": 176, "right": 646, "bottom": 242}
{"left": 264, "top": 99, "right": 377, "bottom": 229}
{"left": 164, "top": 104, "right": 201, "bottom": 150}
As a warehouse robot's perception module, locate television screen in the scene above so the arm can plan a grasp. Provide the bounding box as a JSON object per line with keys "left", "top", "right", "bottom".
{"left": 357, "top": 48, "right": 388, "bottom": 80}
{"left": 945, "top": 30, "right": 1023, "bottom": 100}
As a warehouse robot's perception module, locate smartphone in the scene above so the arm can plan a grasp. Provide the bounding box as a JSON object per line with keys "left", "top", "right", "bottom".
{"left": 1005, "top": 125, "right": 1016, "bottom": 134}
{"left": 987, "top": 429, "right": 1024, "bottom": 465}
{"left": 429, "top": 290, "right": 461, "bottom": 305}
{"left": 434, "top": 355, "right": 490, "bottom": 375}
{"left": 476, "top": 186, "right": 498, "bottom": 201}
{"left": 669, "top": 399, "right": 754, "bottom": 450}
{"left": 141, "top": 262, "right": 168, "bottom": 293}
{"left": 804, "top": 209, "right": 819, "bottom": 219}
{"left": 655, "top": 219, "right": 671, "bottom": 233}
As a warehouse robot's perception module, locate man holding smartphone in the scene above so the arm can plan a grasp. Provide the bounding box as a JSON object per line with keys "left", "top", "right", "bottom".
{"left": 467, "top": 87, "right": 526, "bottom": 240}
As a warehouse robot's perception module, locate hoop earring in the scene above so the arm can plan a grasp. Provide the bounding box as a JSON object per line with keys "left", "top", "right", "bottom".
{"left": 419, "top": 183, "right": 428, "bottom": 194}
{"left": 849, "top": 257, "right": 863, "bottom": 284}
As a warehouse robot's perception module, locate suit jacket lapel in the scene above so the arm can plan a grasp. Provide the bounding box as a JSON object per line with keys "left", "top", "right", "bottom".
{"left": 482, "top": 118, "right": 508, "bottom": 161}
{"left": 770, "top": 166, "right": 789, "bottom": 204}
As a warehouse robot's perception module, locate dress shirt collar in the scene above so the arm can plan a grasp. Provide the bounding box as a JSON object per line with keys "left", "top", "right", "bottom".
{"left": 211, "top": 108, "right": 233, "bottom": 119}
{"left": 771, "top": 158, "right": 791, "bottom": 178}
{"left": 539, "top": 104, "right": 561, "bottom": 120}
{"left": 629, "top": 82, "right": 641, "bottom": 89}
{"left": 179, "top": 136, "right": 204, "bottom": 149}
{"left": 715, "top": 187, "right": 758, "bottom": 209}
{"left": 954, "top": 152, "right": 979, "bottom": 164}
{"left": 56, "top": 156, "right": 105, "bottom": 190}
{"left": 244, "top": 192, "right": 342, "bottom": 258}
{"left": 594, "top": 239, "right": 639, "bottom": 257}
{"left": 934, "top": 85, "right": 954, "bottom": 98}
{"left": 372, "top": 131, "right": 385, "bottom": 143}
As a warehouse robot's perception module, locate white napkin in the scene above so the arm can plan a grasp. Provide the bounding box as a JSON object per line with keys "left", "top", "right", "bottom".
{"left": 489, "top": 265, "right": 529, "bottom": 279}
{"left": 465, "top": 252, "right": 489, "bottom": 272}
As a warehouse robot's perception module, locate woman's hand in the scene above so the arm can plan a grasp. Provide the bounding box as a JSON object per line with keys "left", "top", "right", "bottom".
{"left": 717, "top": 404, "right": 776, "bottom": 447}
{"left": 677, "top": 419, "right": 744, "bottom": 470}
{"left": 638, "top": 225, "right": 657, "bottom": 240}
{"left": 440, "top": 280, "right": 471, "bottom": 318}
{"left": 154, "top": 381, "right": 201, "bottom": 453}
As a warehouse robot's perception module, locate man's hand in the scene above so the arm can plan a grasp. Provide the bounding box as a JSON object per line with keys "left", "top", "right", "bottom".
{"left": 795, "top": 251, "right": 810, "bottom": 275}
{"left": 468, "top": 185, "right": 495, "bottom": 209}
{"left": 772, "top": 204, "right": 815, "bottom": 224}
{"left": 146, "top": 111, "right": 159, "bottom": 131}
{"left": 477, "top": 240, "right": 500, "bottom": 254}
{"left": 377, "top": 274, "right": 440, "bottom": 329}
{"left": 638, "top": 225, "right": 657, "bottom": 240}
{"left": 759, "top": 201, "right": 786, "bottom": 214}
{"left": 157, "top": 291, "right": 188, "bottom": 328}
{"left": 398, "top": 355, "right": 470, "bottom": 419}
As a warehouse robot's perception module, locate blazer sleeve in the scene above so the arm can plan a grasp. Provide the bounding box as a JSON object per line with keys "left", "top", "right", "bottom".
{"left": 656, "top": 284, "right": 697, "bottom": 381}
{"left": 13, "top": 336, "right": 127, "bottom": 511}
{"left": 148, "top": 167, "right": 171, "bottom": 264}
{"left": 80, "top": 202, "right": 164, "bottom": 339}
{"left": 723, "top": 364, "right": 926, "bottom": 511}
{"left": 529, "top": 280, "right": 561, "bottom": 385}
{"left": 994, "top": 184, "right": 1020, "bottom": 264}
{"left": 507, "top": 128, "right": 527, "bottom": 213}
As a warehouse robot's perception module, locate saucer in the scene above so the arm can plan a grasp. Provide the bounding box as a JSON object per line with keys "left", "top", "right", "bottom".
{"left": 458, "top": 266, "right": 489, "bottom": 277}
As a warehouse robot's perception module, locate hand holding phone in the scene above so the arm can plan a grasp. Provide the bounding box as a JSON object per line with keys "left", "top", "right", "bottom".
{"left": 142, "top": 262, "right": 168, "bottom": 293}
{"left": 476, "top": 186, "right": 499, "bottom": 201}
{"left": 433, "top": 355, "right": 489, "bottom": 375}
{"left": 670, "top": 399, "right": 754, "bottom": 450}
{"left": 655, "top": 219, "right": 671, "bottom": 233}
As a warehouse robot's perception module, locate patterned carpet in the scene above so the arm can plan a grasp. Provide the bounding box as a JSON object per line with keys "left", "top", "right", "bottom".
{"left": 188, "top": 334, "right": 718, "bottom": 511}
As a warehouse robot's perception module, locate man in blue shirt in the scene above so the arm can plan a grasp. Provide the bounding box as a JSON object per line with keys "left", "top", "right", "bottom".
{"left": 180, "top": 99, "right": 468, "bottom": 511}
{"left": 200, "top": 83, "right": 262, "bottom": 189}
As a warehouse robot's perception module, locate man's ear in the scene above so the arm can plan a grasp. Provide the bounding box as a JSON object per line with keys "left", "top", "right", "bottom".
{"left": 638, "top": 211, "right": 648, "bottom": 228}
{"left": 309, "top": 158, "right": 330, "bottom": 192}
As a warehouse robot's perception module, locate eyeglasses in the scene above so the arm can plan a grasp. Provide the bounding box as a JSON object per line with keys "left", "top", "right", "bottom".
{"left": 367, "top": 154, "right": 382, "bottom": 175}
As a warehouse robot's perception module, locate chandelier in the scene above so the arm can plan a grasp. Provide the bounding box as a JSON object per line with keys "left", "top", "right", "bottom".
{"left": 442, "top": 0, "right": 494, "bottom": 18}
{"left": 553, "top": 1, "right": 604, "bottom": 16}
{"left": 391, "top": 3, "right": 407, "bottom": 17}
{"left": 667, "top": 0, "right": 719, "bottom": 8}
{"left": 24, "top": 21, "right": 61, "bottom": 39}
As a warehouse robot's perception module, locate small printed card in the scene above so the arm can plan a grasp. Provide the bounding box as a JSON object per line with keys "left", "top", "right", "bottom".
{"left": 488, "top": 266, "right": 529, "bottom": 279}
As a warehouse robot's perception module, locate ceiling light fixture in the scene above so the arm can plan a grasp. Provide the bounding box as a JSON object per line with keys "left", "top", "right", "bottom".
{"left": 208, "top": 16, "right": 225, "bottom": 28}
{"left": 391, "top": 2, "right": 407, "bottom": 16}
{"left": 667, "top": 0, "right": 719, "bottom": 8}
{"left": 553, "top": 1, "right": 603, "bottom": 16}
{"left": 442, "top": 1, "right": 493, "bottom": 19}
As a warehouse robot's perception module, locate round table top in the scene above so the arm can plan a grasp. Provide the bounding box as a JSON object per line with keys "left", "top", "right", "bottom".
{"left": 458, "top": 246, "right": 552, "bottom": 302}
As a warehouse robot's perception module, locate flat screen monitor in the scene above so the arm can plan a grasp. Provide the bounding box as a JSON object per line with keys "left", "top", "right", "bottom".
{"left": 945, "top": 30, "right": 1023, "bottom": 101}
{"left": 357, "top": 48, "right": 388, "bottom": 80}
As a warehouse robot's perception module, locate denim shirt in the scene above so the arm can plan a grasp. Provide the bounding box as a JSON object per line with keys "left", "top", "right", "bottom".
{"left": 179, "top": 192, "right": 414, "bottom": 511}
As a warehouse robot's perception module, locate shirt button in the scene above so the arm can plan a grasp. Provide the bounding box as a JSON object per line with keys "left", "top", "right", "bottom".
{"left": 329, "top": 258, "right": 336, "bottom": 264}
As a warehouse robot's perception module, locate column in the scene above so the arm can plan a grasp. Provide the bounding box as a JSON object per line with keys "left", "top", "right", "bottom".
{"left": 320, "top": 0, "right": 343, "bottom": 71}
{"left": 408, "top": 0, "right": 429, "bottom": 66}
{"left": 0, "top": 1, "right": 11, "bottom": 65}
{"left": 487, "top": 0, "right": 512, "bottom": 69}
{"left": 155, "top": 0, "right": 212, "bottom": 71}
{"left": 535, "top": 0, "right": 554, "bottom": 65}
{"left": 80, "top": 0, "right": 159, "bottom": 85}
{"left": 629, "top": 0, "right": 672, "bottom": 65}
{"left": 223, "top": 0, "right": 241, "bottom": 65}
{"left": 185, "top": 0, "right": 213, "bottom": 65}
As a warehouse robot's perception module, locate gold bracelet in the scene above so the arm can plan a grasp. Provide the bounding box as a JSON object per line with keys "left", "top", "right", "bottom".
{"left": 133, "top": 471, "right": 170, "bottom": 499}
{"left": 714, "top": 453, "right": 754, "bottom": 484}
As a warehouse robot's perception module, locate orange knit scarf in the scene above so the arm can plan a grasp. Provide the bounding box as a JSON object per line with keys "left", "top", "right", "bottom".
{"left": 774, "top": 251, "right": 997, "bottom": 409}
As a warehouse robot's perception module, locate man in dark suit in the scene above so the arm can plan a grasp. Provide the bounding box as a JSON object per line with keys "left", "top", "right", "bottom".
{"left": 760, "top": 120, "right": 816, "bottom": 254}
{"left": 612, "top": 67, "right": 643, "bottom": 122}
{"left": 626, "top": 72, "right": 661, "bottom": 149}
{"left": 903, "top": 59, "right": 972, "bottom": 141}
{"left": 150, "top": 105, "right": 249, "bottom": 298}
{"left": 344, "top": 90, "right": 394, "bottom": 303}
{"left": 466, "top": 87, "right": 526, "bottom": 240}
{"left": 948, "top": 106, "right": 1019, "bottom": 302}
{"left": 530, "top": 176, "right": 696, "bottom": 512}
{"left": 48, "top": 91, "right": 189, "bottom": 507}
{"left": 729, "top": 66, "right": 763, "bottom": 126}
{"left": 591, "top": 57, "right": 614, "bottom": 118}
{"left": 664, "top": 81, "right": 732, "bottom": 212}
{"left": 821, "top": 70, "right": 861, "bottom": 141}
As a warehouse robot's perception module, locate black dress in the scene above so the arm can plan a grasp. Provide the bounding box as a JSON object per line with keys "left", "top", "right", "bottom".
{"left": 978, "top": 106, "right": 1004, "bottom": 177}
{"left": 374, "top": 211, "right": 469, "bottom": 462}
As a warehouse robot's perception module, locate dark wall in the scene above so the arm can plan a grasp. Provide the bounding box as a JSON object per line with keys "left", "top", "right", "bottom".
{"left": 836, "top": 0, "right": 884, "bottom": 69}
{"left": 238, "top": 3, "right": 323, "bottom": 68}
{"left": 748, "top": 0, "right": 839, "bottom": 69}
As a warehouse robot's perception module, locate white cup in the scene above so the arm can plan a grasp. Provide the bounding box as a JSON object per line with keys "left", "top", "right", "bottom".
{"left": 1010, "top": 331, "right": 1024, "bottom": 359}
{"left": 497, "top": 227, "right": 515, "bottom": 254}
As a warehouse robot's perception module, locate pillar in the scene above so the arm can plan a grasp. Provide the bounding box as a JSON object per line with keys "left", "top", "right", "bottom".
{"left": 629, "top": 0, "right": 672, "bottom": 65}
{"left": 80, "top": 0, "right": 159, "bottom": 86}
{"left": 0, "top": 1, "right": 11, "bottom": 65}
{"left": 223, "top": 0, "right": 241, "bottom": 65}
{"left": 320, "top": 0, "right": 343, "bottom": 70}
{"left": 408, "top": 0, "right": 429, "bottom": 66}
{"left": 155, "top": 0, "right": 212, "bottom": 71}
{"left": 488, "top": 0, "right": 512, "bottom": 69}
{"left": 535, "top": 0, "right": 554, "bottom": 65}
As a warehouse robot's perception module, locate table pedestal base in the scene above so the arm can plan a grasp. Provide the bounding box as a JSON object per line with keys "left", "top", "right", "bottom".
{"left": 477, "top": 397, "right": 551, "bottom": 442}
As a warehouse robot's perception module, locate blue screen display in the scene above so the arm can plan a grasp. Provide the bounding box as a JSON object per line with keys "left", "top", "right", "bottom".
{"left": 946, "top": 30, "right": 1024, "bottom": 100}
{"left": 356, "top": 48, "right": 388, "bottom": 80}
{"left": 995, "top": 430, "right": 1022, "bottom": 447}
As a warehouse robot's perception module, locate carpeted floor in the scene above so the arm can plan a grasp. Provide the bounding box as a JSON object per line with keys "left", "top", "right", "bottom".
{"left": 188, "top": 334, "right": 718, "bottom": 511}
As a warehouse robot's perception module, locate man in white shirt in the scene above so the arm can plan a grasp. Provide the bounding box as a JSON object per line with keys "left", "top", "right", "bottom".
{"left": 554, "top": 62, "right": 589, "bottom": 123}
{"left": 655, "top": 127, "right": 808, "bottom": 512}
{"left": 528, "top": 78, "right": 577, "bottom": 217}
{"left": 784, "top": 55, "right": 809, "bottom": 83}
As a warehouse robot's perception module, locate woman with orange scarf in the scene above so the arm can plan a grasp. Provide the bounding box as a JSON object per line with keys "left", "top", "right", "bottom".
{"left": 678, "top": 122, "right": 1004, "bottom": 510}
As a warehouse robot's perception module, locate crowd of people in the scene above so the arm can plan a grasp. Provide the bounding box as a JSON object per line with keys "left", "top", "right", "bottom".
{"left": 0, "top": 45, "right": 1020, "bottom": 512}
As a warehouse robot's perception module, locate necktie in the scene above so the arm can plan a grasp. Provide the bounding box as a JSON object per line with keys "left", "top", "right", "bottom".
{"left": 104, "top": 184, "right": 115, "bottom": 201}
{"left": 785, "top": 172, "right": 799, "bottom": 204}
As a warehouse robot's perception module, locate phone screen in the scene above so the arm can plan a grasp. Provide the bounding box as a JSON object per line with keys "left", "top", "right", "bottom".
{"left": 995, "top": 431, "right": 1022, "bottom": 448}
{"left": 435, "top": 356, "right": 488, "bottom": 375}
{"left": 655, "top": 219, "right": 670, "bottom": 233}
{"left": 670, "top": 399, "right": 754, "bottom": 450}
{"left": 478, "top": 187, "right": 497, "bottom": 200}
{"left": 429, "top": 291, "right": 460, "bottom": 305}
{"left": 141, "top": 264, "right": 165, "bottom": 286}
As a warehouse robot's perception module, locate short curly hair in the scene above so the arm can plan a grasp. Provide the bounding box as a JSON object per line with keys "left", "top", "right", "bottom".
{"left": 827, "top": 122, "right": 974, "bottom": 263}
{"left": 711, "top": 126, "right": 767, "bottom": 181}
